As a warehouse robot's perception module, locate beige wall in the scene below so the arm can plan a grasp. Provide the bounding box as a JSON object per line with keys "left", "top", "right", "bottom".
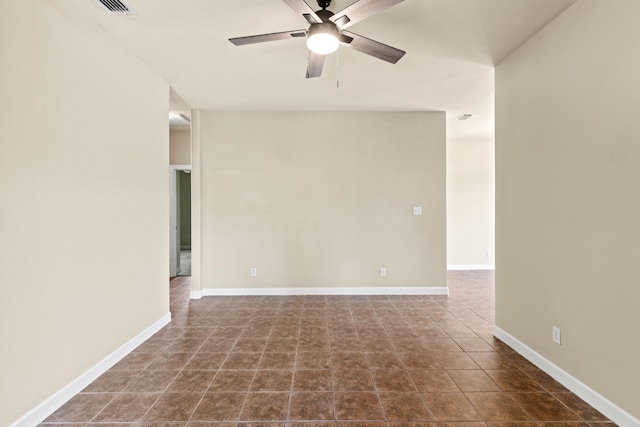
{"left": 0, "top": 1, "right": 170, "bottom": 425}
{"left": 496, "top": 0, "right": 640, "bottom": 420}
{"left": 170, "top": 128, "right": 191, "bottom": 165}
{"left": 197, "top": 111, "right": 446, "bottom": 290}
{"left": 447, "top": 139, "right": 495, "bottom": 267}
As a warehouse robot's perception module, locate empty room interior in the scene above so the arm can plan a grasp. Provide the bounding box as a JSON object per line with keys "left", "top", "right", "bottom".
{"left": 0, "top": 0, "right": 639, "bottom": 426}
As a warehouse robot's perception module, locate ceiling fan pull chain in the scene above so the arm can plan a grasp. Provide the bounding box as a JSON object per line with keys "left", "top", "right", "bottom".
{"left": 336, "top": 48, "right": 340, "bottom": 89}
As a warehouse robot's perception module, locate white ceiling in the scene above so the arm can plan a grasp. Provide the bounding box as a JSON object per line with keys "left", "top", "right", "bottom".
{"left": 67, "top": 0, "right": 576, "bottom": 139}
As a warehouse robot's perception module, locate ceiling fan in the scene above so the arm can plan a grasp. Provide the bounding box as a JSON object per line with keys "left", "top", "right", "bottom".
{"left": 229, "top": 0, "right": 406, "bottom": 78}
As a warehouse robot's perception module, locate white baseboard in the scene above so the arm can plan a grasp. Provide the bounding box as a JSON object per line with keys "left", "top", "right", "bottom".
{"left": 494, "top": 325, "right": 639, "bottom": 427}
{"left": 195, "top": 286, "right": 449, "bottom": 297}
{"left": 448, "top": 264, "right": 495, "bottom": 270}
{"left": 11, "top": 312, "right": 172, "bottom": 427}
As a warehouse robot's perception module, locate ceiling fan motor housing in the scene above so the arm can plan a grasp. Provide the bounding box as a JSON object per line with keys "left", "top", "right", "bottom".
{"left": 307, "top": 9, "right": 338, "bottom": 38}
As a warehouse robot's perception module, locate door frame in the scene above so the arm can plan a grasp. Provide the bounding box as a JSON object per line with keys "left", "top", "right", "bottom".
{"left": 169, "top": 164, "right": 191, "bottom": 277}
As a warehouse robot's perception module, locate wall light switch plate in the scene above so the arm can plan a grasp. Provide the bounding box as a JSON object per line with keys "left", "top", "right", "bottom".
{"left": 413, "top": 206, "right": 422, "bottom": 215}
{"left": 380, "top": 267, "right": 387, "bottom": 277}
{"left": 552, "top": 326, "right": 561, "bottom": 345}
{"left": 250, "top": 268, "right": 257, "bottom": 277}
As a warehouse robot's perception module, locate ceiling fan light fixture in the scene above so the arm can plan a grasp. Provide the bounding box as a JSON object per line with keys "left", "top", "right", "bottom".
{"left": 306, "top": 22, "right": 340, "bottom": 55}
{"left": 307, "top": 33, "right": 339, "bottom": 54}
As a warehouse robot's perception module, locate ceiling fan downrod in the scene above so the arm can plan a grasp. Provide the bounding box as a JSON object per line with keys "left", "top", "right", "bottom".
{"left": 317, "top": 0, "right": 331, "bottom": 10}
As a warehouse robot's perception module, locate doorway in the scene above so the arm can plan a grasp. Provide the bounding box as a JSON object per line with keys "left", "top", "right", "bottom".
{"left": 170, "top": 165, "right": 191, "bottom": 277}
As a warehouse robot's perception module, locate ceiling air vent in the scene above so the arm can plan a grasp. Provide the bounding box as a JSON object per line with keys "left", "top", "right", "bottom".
{"left": 95, "top": 0, "right": 136, "bottom": 15}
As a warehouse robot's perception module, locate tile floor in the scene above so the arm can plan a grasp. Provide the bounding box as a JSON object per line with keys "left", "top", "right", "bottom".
{"left": 40, "top": 271, "right": 614, "bottom": 426}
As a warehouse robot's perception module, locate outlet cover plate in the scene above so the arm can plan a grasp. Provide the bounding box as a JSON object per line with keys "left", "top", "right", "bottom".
{"left": 552, "top": 326, "right": 561, "bottom": 344}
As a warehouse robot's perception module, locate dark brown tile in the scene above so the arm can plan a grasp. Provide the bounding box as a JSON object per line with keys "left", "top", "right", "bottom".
{"left": 333, "top": 369, "right": 375, "bottom": 391}
{"left": 139, "top": 421, "right": 188, "bottom": 427}
{"left": 187, "top": 423, "right": 236, "bottom": 427}
{"left": 146, "top": 352, "right": 193, "bottom": 370}
{"left": 166, "top": 338, "right": 207, "bottom": 353}
{"left": 124, "top": 370, "right": 179, "bottom": 392}
{"left": 485, "top": 370, "right": 544, "bottom": 393}
{"left": 539, "top": 423, "right": 591, "bottom": 427}
{"left": 365, "top": 352, "right": 404, "bottom": 369}
{"left": 135, "top": 338, "right": 175, "bottom": 353}
{"left": 289, "top": 392, "right": 335, "bottom": 420}
{"left": 191, "top": 392, "right": 247, "bottom": 421}
{"left": 486, "top": 423, "right": 539, "bottom": 427}
{"left": 431, "top": 353, "right": 480, "bottom": 370}
{"left": 360, "top": 338, "right": 396, "bottom": 353}
{"left": 400, "top": 353, "right": 442, "bottom": 370}
{"left": 44, "top": 393, "right": 115, "bottom": 423}
{"left": 337, "top": 422, "right": 387, "bottom": 427}
{"left": 233, "top": 339, "right": 268, "bottom": 353}
{"left": 294, "top": 369, "right": 333, "bottom": 391}
{"left": 447, "top": 370, "right": 501, "bottom": 392}
{"left": 168, "top": 370, "right": 216, "bottom": 392}
{"left": 221, "top": 353, "right": 262, "bottom": 370}
{"left": 111, "top": 352, "right": 157, "bottom": 370}
{"left": 265, "top": 338, "right": 298, "bottom": 352}
{"left": 251, "top": 370, "right": 293, "bottom": 391}
{"left": 520, "top": 369, "right": 569, "bottom": 393}
{"left": 186, "top": 352, "right": 228, "bottom": 370}
{"left": 239, "top": 392, "right": 290, "bottom": 421}
{"left": 423, "top": 337, "right": 463, "bottom": 352}
{"left": 237, "top": 423, "right": 286, "bottom": 427}
{"left": 422, "top": 393, "right": 482, "bottom": 421}
{"left": 387, "top": 423, "right": 438, "bottom": 427}
{"left": 332, "top": 352, "right": 368, "bottom": 369}
{"left": 410, "top": 370, "right": 459, "bottom": 393}
{"left": 553, "top": 393, "right": 609, "bottom": 422}
{"left": 298, "top": 351, "right": 331, "bottom": 369}
{"left": 437, "top": 423, "right": 487, "bottom": 427}
{"left": 335, "top": 392, "right": 385, "bottom": 421}
{"left": 372, "top": 369, "right": 417, "bottom": 392}
{"left": 142, "top": 392, "right": 202, "bottom": 422}
{"left": 93, "top": 393, "right": 159, "bottom": 422}
{"left": 290, "top": 422, "right": 336, "bottom": 427}
{"left": 209, "top": 370, "right": 255, "bottom": 391}
{"left": 465, "top": 392, "right": 533, "bottom": 421}
{"left": 82, "top": 370, "right": 138, "bottom": 392}
{"left": 378, "top": 392, "right": 432, "bottom": 421}
{"left": 467, "top": 353, "right": 514, "bottom": 370}
{"left": 452, "top": 338, "right": 495, "bottom": 352}
{"left": 200, "top": 337, "right": 237, "bottom": 353}
{"left": 259, "top": 352, "right": 296, "bottom": 369}
{"left": 509, "top": 393, "right": 581, "bottom": 422}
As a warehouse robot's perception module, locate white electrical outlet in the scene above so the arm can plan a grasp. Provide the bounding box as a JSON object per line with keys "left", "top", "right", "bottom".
{"left": 552, "top": 326, "right": 561, "bottom": 345}
{"left": 486, "top": 250, "right": 493, "bottom": 257}
{"left": 380, "top": 267, "right": 387, "bottom": 277}
{"left": 413, "top": 206, "right": 422, "bottom": 215}
{"left": 250, "top": 268, "right": 257, "bottom": 277}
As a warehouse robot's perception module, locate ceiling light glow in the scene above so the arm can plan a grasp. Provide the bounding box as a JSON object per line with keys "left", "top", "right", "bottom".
{"left": 307, "top": 33, "right": 339, "bottom": 55}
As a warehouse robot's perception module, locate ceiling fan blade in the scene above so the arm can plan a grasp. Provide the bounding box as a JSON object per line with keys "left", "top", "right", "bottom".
{"left": 282, "top": 0, "right": 323, "bottom": 24}
{"left": 340, "top": 31, "right": 405, "bottom": 64}
{"left": 229, "top": 30, "right": 307, "bottom": 46}
{"left": 330, "top": 0, "right": 404, "bottom": 30}
{"left": 305, "top": 51, "right": 325, "bottom": 78}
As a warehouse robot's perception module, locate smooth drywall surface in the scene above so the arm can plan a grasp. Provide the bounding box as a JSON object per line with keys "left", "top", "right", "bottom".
{"left": 447, "top": 139, "right": 495, "bottom": 267}
{"left": 198, "top": 112, "right": 446, "bottom": 290}
{"left": 0, "top": 1, "right": 170, "bottom": 425}
{"left": 496, "top": 0, "right": 640, "bottom": 419}
{"left": 170, "top": 129, "right": 191, "bottom": 165}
